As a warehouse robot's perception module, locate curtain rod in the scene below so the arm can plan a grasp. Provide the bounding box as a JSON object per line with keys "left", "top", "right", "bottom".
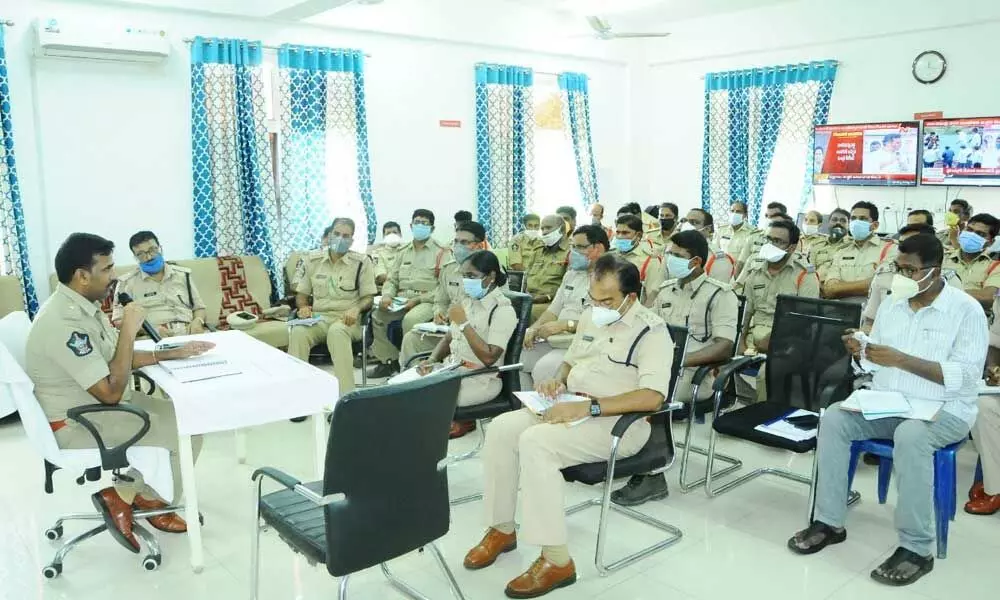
{"left": 182, "top": 37, "right": 371, "bottom": 57}
{"left": 698, "top": 60, "right": 841, "bottom": 80}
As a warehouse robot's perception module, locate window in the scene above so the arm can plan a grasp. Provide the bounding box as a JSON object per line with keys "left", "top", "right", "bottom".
{"left": 531, "top": 74, "right": 584, "bottom": 219}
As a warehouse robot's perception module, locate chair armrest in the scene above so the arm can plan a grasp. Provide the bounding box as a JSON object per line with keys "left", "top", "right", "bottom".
{"left": 712, "top": 355, "right": 767, "bottom": 393}
{"left": 251, "top": 466, "right": 302, "bottom": 490}
{"left": 66, "top": 403, "right": 151, "bottom": 471}
{"left": 691, "top": 360, "right": 731, "bottom": 386}
{"left": 610, "top": 402, "right": 682, "bottom": 438}
{"left": 132, "top": 371, "right": 157, "bottom": 395}
{"left": 404, "top": 352, "right": 433, "bottom": 368}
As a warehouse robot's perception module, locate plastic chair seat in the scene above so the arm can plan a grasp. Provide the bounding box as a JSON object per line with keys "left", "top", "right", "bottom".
{"left": 712, "top": 402, "right": 817, "bottom": 453}
{"left": 259, "top": 481, "right": 327, "bottom": 565}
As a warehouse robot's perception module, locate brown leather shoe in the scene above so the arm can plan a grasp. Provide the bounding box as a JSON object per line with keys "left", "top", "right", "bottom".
{"left": 969, "top": 481, "right": 986, "bottom": 502}
{"left": 964, "top": 493, "right": 1000, "bottom": 516}
{"left": 463, "top": 528, "right": 517, "bottom": 570}
{"left": 92, "top": 488, "right": 140, "bottom": 553}
{"left": 504, "top": 556, "right": 577, "bottom": 598}
{"left": 133, "top": 495, "right": 188, "bottom": 533}
{"left": 450, "top": 421, "right": 476, "bottom": 439}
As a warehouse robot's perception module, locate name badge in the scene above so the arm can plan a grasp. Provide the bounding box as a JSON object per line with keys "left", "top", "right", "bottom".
{"left": 449, "top": 281, "right": 460, "bottom": 287}
{"left": 402, "top": 261, "right": 412, "bottom": 266}
{"left": 583, "top": 335, "right": 595, "bottom": 342}
{"left": 753, "top": 284, "right": 766, "bottom": 290}
{"left": 841, "top": 256, "right": 855, "bottom": 261}
{"left": 143, "top": 291, "right": 157, "bottom": 297}
{"left": 315, "top": 274, "right": 328, "bottom": 279}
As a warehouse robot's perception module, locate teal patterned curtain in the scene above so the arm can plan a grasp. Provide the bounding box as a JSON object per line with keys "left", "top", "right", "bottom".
{"left": 558, "top": 72, "right": 599, "bottom": 207}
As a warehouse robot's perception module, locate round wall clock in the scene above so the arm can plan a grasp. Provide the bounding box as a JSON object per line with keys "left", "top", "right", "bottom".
{"left": 912, "top": 50, "right": 947, "bottom": 84}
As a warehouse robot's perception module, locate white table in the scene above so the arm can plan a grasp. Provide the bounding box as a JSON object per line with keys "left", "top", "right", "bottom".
{"left": 136, "top": 330, "right": 338, "bottom": 572}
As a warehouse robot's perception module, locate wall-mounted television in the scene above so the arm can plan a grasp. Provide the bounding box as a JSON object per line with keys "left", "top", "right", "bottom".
{"left": 920, "top": 117, "right": 1000, "bottom": 186}
{"left": 813, "top": 121, "right": 920, "bottom": 186}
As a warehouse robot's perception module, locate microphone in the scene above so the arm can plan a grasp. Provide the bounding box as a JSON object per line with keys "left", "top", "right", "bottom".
{"left": 117, "top": 293, "right": 162, "bottom": 342}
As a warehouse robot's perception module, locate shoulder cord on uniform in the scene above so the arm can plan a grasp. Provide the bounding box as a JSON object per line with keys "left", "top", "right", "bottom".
{"left": 686, "top": 280, "right": 723, "bottom": 344}
{"left": 608, "top": 325, "right": 652, "bottom": 368}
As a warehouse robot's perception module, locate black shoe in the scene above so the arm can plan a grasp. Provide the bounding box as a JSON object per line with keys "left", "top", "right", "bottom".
{"left": 610, "top": 474, "right": 669, "bottom": 507}
{"left": 353, "top": 355, "right": 365, "bottom": 369}
{"left": 289, "top": 416, "right": 307, "bottom": 423}
{"left": 367, "top": 361, "right": 399, "bottom": 379}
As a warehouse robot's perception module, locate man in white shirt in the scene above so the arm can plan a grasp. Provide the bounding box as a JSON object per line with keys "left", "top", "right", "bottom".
{"left": 788, "top": 233, "right": 987, "bottom": 587}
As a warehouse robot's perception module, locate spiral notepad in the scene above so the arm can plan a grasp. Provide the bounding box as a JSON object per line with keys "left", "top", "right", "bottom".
{"left": 159, "top": 355, "right": 242, "bottom": 383}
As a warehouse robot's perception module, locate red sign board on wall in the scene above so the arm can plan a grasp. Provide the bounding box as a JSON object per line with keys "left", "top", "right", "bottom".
{"left": 439, "top": 120, "right": 462, "bottom": 128}
{"left": 914, "top": 111, "right": 943, "bottom": 120}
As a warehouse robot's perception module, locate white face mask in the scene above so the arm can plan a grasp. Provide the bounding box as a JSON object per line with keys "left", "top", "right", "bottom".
{"left": 383, "top": 233, "right": 402, "bottom": 247}
{"left": 802, "top": 224, "right": 820, "bottom": 236}
{"left": 889, "top": 268, "right": 937, "bottom": 302}
{"left": 730, "top": 213, "right": 744, "bottom": 227}
{"left": 679, "top": 222, "right": 697, "bottom": 233}
{"left": 523, "top": 229, "right": 542, "bottom": 239}
{"left": 758, "top": 242, "right": 787, "bottom": 263}
{"left": 591, "top": 297, "right": 629, "bottom": 328}
{"left": 541, "top": 229, "right": 563, "bottom": 248}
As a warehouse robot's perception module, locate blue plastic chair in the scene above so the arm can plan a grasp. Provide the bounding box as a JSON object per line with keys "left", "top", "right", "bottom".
{"left": 847, "top": 438, "right": 964, "bottom": 559}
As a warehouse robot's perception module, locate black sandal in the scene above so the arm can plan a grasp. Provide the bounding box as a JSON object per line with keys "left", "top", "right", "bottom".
{"left": 870, "top": 547, "right": 934, "bottom": 587}
{"left": 787, "top": 521, "right": 847, "bottom": 555}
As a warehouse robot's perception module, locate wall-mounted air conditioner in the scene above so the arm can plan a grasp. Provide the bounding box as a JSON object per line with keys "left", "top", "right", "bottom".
{"left": 34, "top": 18, "right": 170, "bottom": 63}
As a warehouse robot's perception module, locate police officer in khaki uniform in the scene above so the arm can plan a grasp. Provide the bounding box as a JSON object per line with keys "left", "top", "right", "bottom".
{"left": 736, "top": 221, "right": 820, "bottom": 401}
{"left": 463, "top": 254, "right": 671, "bottom": 598}
{"left": 714, "top": 200, "right": 759, "bottom": 260}
{"left": 970, "top": 298, "right": 1000, "bottom": 514}
{"left": 810, "top": 208, "right": 851, "bottom": 281}
{"left": 612, "top": 230, "right": 739, "bottom": 506}
{"left": 520, "top": 225, "right": 609, "bottom": 390}
{"left": 28, "top": 234, "right": 214, "bottom": 553}
{"left": 613, "top": 214, "right": 665, "bottom": 306}
{"left": 507, "top": 213, "right": 542, "bottom": 272}
{"left": 399, "top": 221, "right": 487, "bottom": 367}
{"left": 650, "top": 202, "right": 680, "bottom": 251}
{"left": 526, "top": 214, "right": 570, "bottom": 322}
{"left": 823, "top": 202, "right": 896, "bottom": 303}
{"left": 681, "top": 208, "right": 736, "bottom": 283}
{"left": 368, "top": 209, "right": 449, "bottom": 378}
{"left": 734, "top": 202, "right": 790, "bottom": 275}
{"left": 367, "top": 221, "right": 404, "bottom": 289}
{"left": 287, "top": 218, "right": 376, "bottom": 396}
{"left": 798, "top": 210, "right": 826, "bottom": 257}
{"left": 287, "top": 224, "right": 332, "bottom": 295}
{"left": 943, "top": 212, "right": 1000, "bottom": 308}
{"left": 111, "top": 231, "right": 207, "bottom": 337}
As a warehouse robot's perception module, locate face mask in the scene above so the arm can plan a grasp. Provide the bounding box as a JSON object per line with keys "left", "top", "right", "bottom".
{"left": 412, "top": 223, "right": 432, "bottom": 241}
{"left": 139, "top": 254, "right": 165, "bottom": 275}
{"left": 889, "top": 269, "right": 936, "bottom": 302}
{"left": 591, "top": 217, "right": 602, "bottom": 226}
{"left": 569, "top": 249, "right": 590, "bottom": 271}
{"left": 524, "top": 229, "right": 542, "bottom": 239}
{"left": 730, "top": 213, "right": 744, "bottom": 227}
{"left": 660, "top": 218, "right": 675, "bottom": 231}
{"left": 614, "top": 237, "right": 636, "bottom": 253}
{"left": 541, "top": 229, "right": 563, "bottom": 247}
{"left": 803, "top": 224, "right": 820, "bottom": 236}
{"left": 945, "top": 212, "right": 960, "bottom": 228}
{"left": 666, "top": 255, "right": 695, "bottom": 279}
{"left": 591, "top": 297, "right": 628, "bottom": 328}
{"left": 758, "top": 243, "right": 787, "bottom": 263}
{"left": 959, "top": 230, "right": 987, "bottom": 254}
{"left": 329, "top": 237, "right": 352, "bottom": 255}
{"left": 453, "top": 243, "right": 474, "bottom": 263}
{"left": 679, "top": 222, "right": 697, "bottom": 233}
{"left": 462, "top": 277, "right": 489, "bottom": 300}
{"left": 383, "top": 233, "right": 402, "bottom": 247}
{"left": 849, "top": 219, "right": 872, "bottom": 240}
{"left": 829, "top": 225, "right": 847, "bottom": 242}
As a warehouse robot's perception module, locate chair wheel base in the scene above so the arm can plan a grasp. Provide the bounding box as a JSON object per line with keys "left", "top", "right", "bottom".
{"left": 142, "top": 555, "right": 161, "bottom": 571}
{"left": 42, "top": 564, "right": 62, "bottom": 579}
{"left": 44, "top": 526, "right": 63, "bottom": 541}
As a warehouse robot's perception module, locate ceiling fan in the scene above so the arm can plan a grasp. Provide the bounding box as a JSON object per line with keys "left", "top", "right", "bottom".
{"left": 585, "top": 15, "right": 670, "bottom": 40}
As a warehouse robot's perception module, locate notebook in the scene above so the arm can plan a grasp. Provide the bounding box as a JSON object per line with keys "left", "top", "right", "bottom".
{"left": 158, "top": 354, "right": 242, "bottom": 383}
{"left": 514, "top": 391, "right": 591, "bottom": 426}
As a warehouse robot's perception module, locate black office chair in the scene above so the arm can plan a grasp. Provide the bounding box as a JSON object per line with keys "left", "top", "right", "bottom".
{"left": 403, "top": 291, "right": 532, "bottom": 506}
{"left": 251, "top": 371, "right": 488, "bottom": 600}
{"left": 507, "top": 270, "right": 527, "bottom": 293}
{"left": 558, "top": 324, "right": 687, "bottom": 575}
{"left": 675, "top": 294, "right": 747, "bottom": 492}
{"left": 701, "top": 296, "right": 861, "bottom": 513}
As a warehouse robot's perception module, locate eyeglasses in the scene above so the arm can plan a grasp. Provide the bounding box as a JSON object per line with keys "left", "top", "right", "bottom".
{"left": 133, "top": 246, "right": 161, "bottom": 261}
{"left": 764, "top": 236, "right": 790, "bottom": 249}
{"left": 887, "top": 263, "right": 940, "bottom": 278}
{"left": 570, "top": 243, "right": 593, "bottom": 252}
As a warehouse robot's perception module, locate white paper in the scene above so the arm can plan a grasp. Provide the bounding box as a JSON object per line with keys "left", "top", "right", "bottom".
{"left": 841, "top": 389, "right": 941, "bottom": 422}
{"left": 414, "top": 322, "right": 450, "bottom": 334}
{"left": 158, "top": 354, "right": 242, "bottom": 383}
{"left": 375, "top": 295, "right": 409, "bottom": 313}
{"left": 386, "top": 361, "right": 460, "bottom": 385}
{"left": 978, "top": 381, "right": 1000, "bottom": 395}
{"left": 514, "top": 391, "right": 591, "bottom": 426}
{"left": 753, "top": 409, "right": 819, "bottom": 442}
{"left": 287, "top": 316, "right": 323, "bottom": 327}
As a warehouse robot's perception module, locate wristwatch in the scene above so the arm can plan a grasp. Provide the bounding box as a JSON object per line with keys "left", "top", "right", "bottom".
{"left": 567, "top": 320, "right": 576, "bottom": 333}
{"left": 590, "top": 398, "right": 602, "bottom": 417}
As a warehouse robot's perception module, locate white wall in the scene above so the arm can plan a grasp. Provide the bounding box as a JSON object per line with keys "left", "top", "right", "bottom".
{"left": 8, "top": 0, "right": 633, "bottom": 298}
{"left": 635, "top": 0, "right": 1000, "bottom": 230}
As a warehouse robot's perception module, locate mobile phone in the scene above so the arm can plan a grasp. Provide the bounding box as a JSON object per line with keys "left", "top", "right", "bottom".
{"left": 786, "top": 414, "right": 819, "bottom": 430}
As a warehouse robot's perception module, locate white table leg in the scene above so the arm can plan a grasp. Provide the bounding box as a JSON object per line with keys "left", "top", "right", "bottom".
{"left": 313, "top": 414, "right": 326, "bottom": 480}
{"left": 179, "top": 433, "right": 204, "bottom": 573}
{"left": 235, "top": 429, "right": 247, "bottom": 464}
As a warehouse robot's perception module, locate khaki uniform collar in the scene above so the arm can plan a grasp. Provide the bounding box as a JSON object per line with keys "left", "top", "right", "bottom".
{"left": 138, "top": 262, "right": 174, "bottom": 282}
{"left": 679, "top": 272, "right": 708, "bottom": 291}
{"left": 57, "top": 283, "right": 101, "bottom": 317}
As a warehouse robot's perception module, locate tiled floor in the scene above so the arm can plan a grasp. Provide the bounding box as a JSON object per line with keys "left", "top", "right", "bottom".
{"left": 2, "top": 387, "right": 999, "bottom": 600}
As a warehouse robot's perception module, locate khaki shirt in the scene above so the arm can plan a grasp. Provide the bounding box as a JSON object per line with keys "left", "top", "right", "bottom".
{"left": 809, "top": 236, "right": 851, "bottom": 281}
{"left": 508, "top": 232, "right": 542, "bottom": 269}
{"left": 937, "top": 228, "right": 955, "bottom": 250}
{"left": 547, "top": 269, "right": 591, "bottom": 321}
{"left": 526, "top": 237, "right": 569, "bottom": 298}
{"left": 382, "top": 239, "right": 448, "bottom": 303}
{"left": 112, "top": 264, "right": 205, "bottom": 327}
{"left": 715, "top": 223, "right": 760, "bottom": 262}
{"left": 27, "top": 284, "right": 127, "bottom": 422}
{"left": 863, "top": 268, "right": 963, "bottom": 323}
{"left": 990, "top": 296, "right": 1000, "bottom": 348}
{"left": 798, "top": 233, "right": 826, "bottom": 258}
{"left": 434, "top": 259, "right": 466, "bottom": 317}
{"left": 825, "top": 237, "right": 897, "bottom": 301}
{"left": 705, "top": 249, "right": 736, "bottom": 283}
{"left": 368, "top": 243, "right": 403, "bottom": 282}
{"left": 450, "top": 288, "right": 518, "bottom": 367}
{"left": 943, "top": 249, "right": 1000, "bottom": 292}
{"left": 736, "top": 256, "right": 821, "bottom": 348}
{"left": 640, "top": 212, "right": 661, "bottom": 236}
{"left": 298, "top": 251, "right": 377, "bottom": 318}
{"left": 617, "top": 239, "right": 665, "bottom": 307}
{"left": 564, "top": 302, "right": 672, "bottom": 399}
{"left": 289, "top": 250, "right": 325, "bottom": 294}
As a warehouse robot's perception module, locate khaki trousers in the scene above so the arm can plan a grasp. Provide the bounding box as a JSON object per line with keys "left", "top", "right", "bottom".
{"left": 287, "top": 319, "right": 362, "bottom": 395}
{"left": 371, "top": 303, "right": 435, "bottom": 363}
{"left": 54, "top": 392, "right": 202, "bottom": 504}
{"left": 517, "top": 343, "right": 567, "bottom": 391}
{"left": 483, "top": 408, "right": 650, "bottom": 547}
{"left": 399, "top": 329, "right": 445, "bottom": 368}
{"left": 973, "top": 396, "right": 1000, "bottom": 495}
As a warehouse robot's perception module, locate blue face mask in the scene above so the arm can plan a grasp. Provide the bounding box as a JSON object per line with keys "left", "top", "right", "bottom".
{"left": 412, "top": 223, "right": 432, "bottom": 241}
{"left": 614, "top": 238, "right": 636, "bottom": 253}
{"left": 453, "top": 243, "right": 474, "bottom": 264}
{"left": 569, "top": 249, "right": 590, "bottom": 271}
{"left": 462, "top": 277, "right": 489, "bottom": 300}
{"left": 329, "top": 237, "right": 352, "bottom": 255}
{"left": 139, "top": 254, "right": 165, "bottom": 275}
{"left": 959, "top": 230, "right": 987, "bottom": 254}
{"left": 849, "top": 219, "right": 872, "bottom": 240}
{"left": 666, "top": 254, "right": 695, "bottom": 279}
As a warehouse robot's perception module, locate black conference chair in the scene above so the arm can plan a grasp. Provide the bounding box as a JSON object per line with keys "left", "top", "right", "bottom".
{"left": 675, "top": 294, "right": 748, "bottom": 492}
{"left": 506, "top": 270, "right": 527, "bottom": 293}
{"left": 251, "top": 371, "right": 489, "bottom": 600}
{"left": 559, "top": 324, "right": 687, "bottom": 575}
{"left": 701, "top": 296, "right": 861, "bottom": 513}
